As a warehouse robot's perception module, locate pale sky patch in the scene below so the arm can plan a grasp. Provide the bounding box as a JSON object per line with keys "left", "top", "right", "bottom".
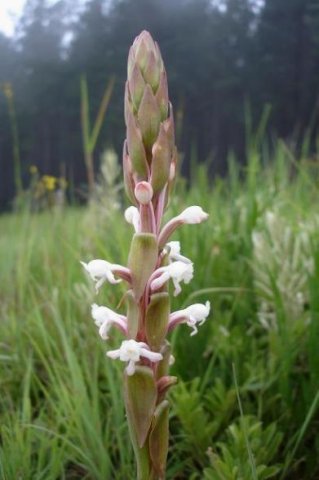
{"left": 0, "top": 0, "right": 26, "bottom": 37}
{"left": 0, "top": 0, "right": 264, "bottom": 38}
{"left": 0, "top": 0, "right": 92, "bottom": 37}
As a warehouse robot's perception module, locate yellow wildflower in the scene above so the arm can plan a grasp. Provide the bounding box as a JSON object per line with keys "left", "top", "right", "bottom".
{"left": 42, "top": 175, "right": 57, "bottom": 191}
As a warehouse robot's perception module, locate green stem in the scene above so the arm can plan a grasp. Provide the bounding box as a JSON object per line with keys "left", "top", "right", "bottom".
{"left": 85, "top": 150, "right": 95, "bottom": 195}
{"left": 6, "top": 92, "right": 22, "bottom": 195}
{"left": 136, "top": 445, "right": 153, "bottom": 480}
{"left": 126, "top": 412, "right": 153, "bottom": 480}
{"left": 126, "top": 396, "right": 169, "bottom": 479}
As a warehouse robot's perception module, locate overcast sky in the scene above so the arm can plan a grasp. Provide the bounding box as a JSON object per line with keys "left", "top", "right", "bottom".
{"left": 0, "top": 0, "right": 26, "bottom": 36}
{"left": 0, "top": 0, "right": 264, "bottom": 37}
{"left": 0, "top": 0, "right": 103, "bottom": 36}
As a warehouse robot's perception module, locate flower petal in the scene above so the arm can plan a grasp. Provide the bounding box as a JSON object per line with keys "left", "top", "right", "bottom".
{"left": 106, "top": 349, "right": 121, "bottom": 359}
{"left": 99, "top": 321, "right": 111, "bottom": 340}
{"left": 126, "top": 359, "right": 136, "bottom": 376}
{"left": 125, "top": 206, "right": 141, "bottom": 232}
{"left": 177, "top": 206, "right": 209, "bottom": 224}
{"left": 140, "top": 347, "right": 163, "bottom": 363}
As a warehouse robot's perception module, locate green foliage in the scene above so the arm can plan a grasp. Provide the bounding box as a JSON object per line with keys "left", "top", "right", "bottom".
{"left": 1, "top": 143, "right": 319, "bottom": 478}
{"left": 203, "top": 416, "right": 283, "bottom": 480}
{"left": 172, "top": 379, "right": 215, "bottom": 460}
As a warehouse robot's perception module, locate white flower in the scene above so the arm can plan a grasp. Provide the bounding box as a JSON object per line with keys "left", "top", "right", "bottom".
{"left": 151, "top": 261, "right": 194, "bottom": 296}
{"left": 158, "top": 205, "right": 208, "bottom": 246}
{"left": 183, "top": 301, "right": 211, "bottom": 335}
{"left": 165, "top": 241, "right": 191, "bottom": 264}
{"left": 106, "top": 339, "right": 163, "bottom": 375}
{"left": 91, "top": 303, "right": 127, "bottom": 339}
{"left": 81, "top": 259, "right": 126, "bottom": 292}
{"left": 177, "top": 206, "right": 209, "bottom": 224}
{"left": 124, "top": 206, "right": 140, "bottom": 232}
{"left": 169, "top": 301, "right": 211, "bottom": 336}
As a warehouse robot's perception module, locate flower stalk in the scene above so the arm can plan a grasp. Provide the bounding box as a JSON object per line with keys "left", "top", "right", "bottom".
{"left": 81, "top": 31, "right": 209, "bottom": 479}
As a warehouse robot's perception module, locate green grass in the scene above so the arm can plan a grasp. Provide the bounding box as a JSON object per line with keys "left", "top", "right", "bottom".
{"left": 1, "top": 143, "right": 319, "bottom": 479}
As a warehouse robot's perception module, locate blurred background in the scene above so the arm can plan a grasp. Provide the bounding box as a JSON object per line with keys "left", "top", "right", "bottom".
{"left": 1, "top": 0, "right": 319, "bottom": 209}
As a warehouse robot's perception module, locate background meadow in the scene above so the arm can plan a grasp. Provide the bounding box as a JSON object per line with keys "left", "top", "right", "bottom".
{"left": 1, "top": 140, "right": 319, "bottom": 478}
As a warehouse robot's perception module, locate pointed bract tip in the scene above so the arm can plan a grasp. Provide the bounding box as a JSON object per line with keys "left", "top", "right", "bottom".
{"left": 134, "top": 30, "right": 154, "bottom": 47}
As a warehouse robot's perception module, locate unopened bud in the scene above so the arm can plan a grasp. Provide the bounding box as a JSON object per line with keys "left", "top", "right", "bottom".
{"left": 124, "top": 31, "right": 176, "bottom": 207}
{"left": 157, "top": 376, "right": 178, "bottom": 395}
{"left": 169, "top": 162, "right": 175, "bottom": 182}
{"left": 135, "top": 181, "right": 153, "bottom": 204}
{"left": 129, "top": 31, "right": 162, "bottom": 87}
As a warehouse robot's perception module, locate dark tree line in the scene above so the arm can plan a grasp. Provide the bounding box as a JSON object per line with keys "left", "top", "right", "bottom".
{"left": 1, "top": 0, "right": 319, "bottom": 207}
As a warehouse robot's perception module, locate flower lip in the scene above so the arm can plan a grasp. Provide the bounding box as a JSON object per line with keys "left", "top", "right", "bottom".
{"left": 81, "top": 259, "right": 131, "bottom": 292}
{"left": 150, "top": 260, "right": 194, "bottom": 296}
{"left": 91, "top": 303, "right": 127, "bottom": 339}
{"left": 81, "top": 259, "right": 120, "bottom": 284}
{"left": 106, "top": 339, "right": 163, "bottom": 375}
{"left": 185, "top": 301, "right": 211, "bottom": 320}
{"left": 169, "top": 301, "right": 211, "bottom": 335}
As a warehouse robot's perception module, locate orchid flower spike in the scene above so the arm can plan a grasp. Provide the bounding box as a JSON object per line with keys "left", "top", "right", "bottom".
{"left": 81, "top": 31, "right": 209, "bottom": 480}
{"left": 151, "top": 261, "right": 194, "bottom": 296}
{"left": 124, "top": 206, "right": 141, "bottom": 232}
{"left": 169, "top": 301, "right": 211, "bottom": 336}
{"left": 91, "top": 303, "right": 127, "bottom": 339}
{"left": 107, "top": 339, "right": 163, "bottom": 375}
{"left": 81, "top": 259, "right": 130, "bottom": 292}
{"left": 165, "top": 241, "right": 191, "bottom": 264}
{"left": 159, "top": 206, "right": 209, "bottom": 246}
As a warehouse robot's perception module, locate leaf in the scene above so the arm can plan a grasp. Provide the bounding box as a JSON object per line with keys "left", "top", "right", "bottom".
{"left": 80, "top": 74, "right": 90, "bottom": 157}
{"left": 126, "top": 289, "right": 140, "bottom": 339}
{"left": 138, "top": 85, "right": 160, "bottom": 150}
{"left": 156, "top": 341, "right": 172, "bottom": 379}
{"left": 149, "top": 400, "right": 169, "bottom": 477}
{"left": 145, "top": 292, "right": 170, "bottom": 351}
{"left": 124, "top": 366, "right": 157, "bottom": 448}
{"left": 126, "top": 109, "right": 148, "bottom": 178}
{"left": 128, "top": 233, "right": 158, "bottom": 300}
